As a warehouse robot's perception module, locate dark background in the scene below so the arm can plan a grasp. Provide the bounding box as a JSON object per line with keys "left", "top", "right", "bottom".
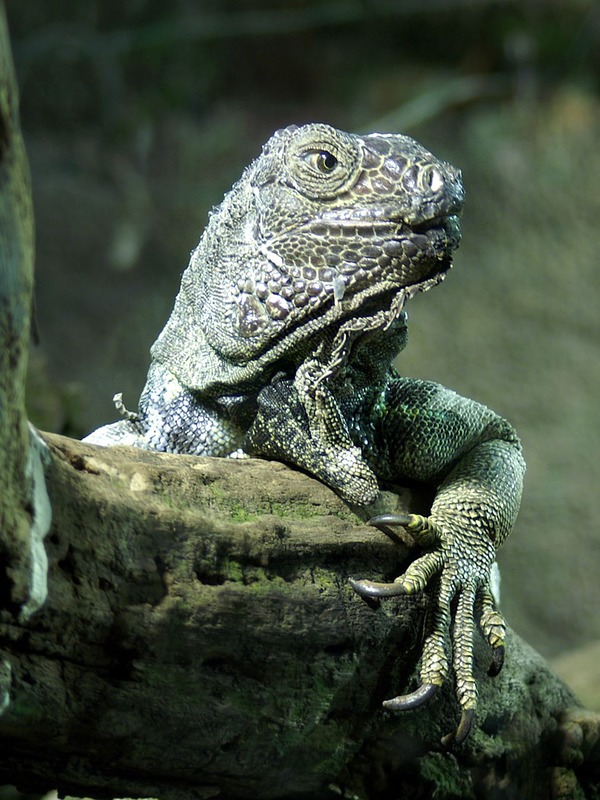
{"left": 6, "top": 0, "right": 600, "bottom": 708}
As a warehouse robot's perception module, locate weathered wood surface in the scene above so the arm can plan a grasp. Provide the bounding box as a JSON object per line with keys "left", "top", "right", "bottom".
{"left": 0, "top": 432, "right": 426, "bottom": 799}
{"left": 1, "top": 433, "right": 598, "bottom": 800}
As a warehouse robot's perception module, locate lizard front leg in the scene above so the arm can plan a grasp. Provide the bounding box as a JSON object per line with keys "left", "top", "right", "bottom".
{"left": 84, "top": 362, "right": 248, "bottom": 457}
{"left": 246, "top": 371, "right": 524, "bottom": 744}
{"left": 244, "top": 365, "right": 380, "bottom": 505}
{"left": 347, "top": 377, "right": 525, "bottom": 745}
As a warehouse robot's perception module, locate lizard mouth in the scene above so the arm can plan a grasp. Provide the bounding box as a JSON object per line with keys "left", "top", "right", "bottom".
{"left": 410, "top": 214, "right": 462, "bottom": 262}
{"left": 314, "top": 209, "right": 461, "bottom": 248}
{"left": 410, "top": 213, "right": 460, "bottom": 233}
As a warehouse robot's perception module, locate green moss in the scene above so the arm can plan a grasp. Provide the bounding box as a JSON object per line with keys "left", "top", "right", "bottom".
{"left": 221, "top": 558, "right": 245, "bottom": 581}
{"left": 206, "top": 482, "right": 224, "bottom": 500}
{"left": 243, "top": 571, "right": 294, "bottom": 593}
{"left": 7, "top": 693, "right": 37, "bottom": 720}
{"left": 269, "top": 500, "right": 321, "bottom": 520}
{"left": 420, "top": 752, "right": 475, "bottom": 800}
{"left": 158, "top": 491, "right": 178, "bottom": 510}
{"left": 308, "top": 567, "right": 339, "bottom": 592}
{"left": 268, "top": 499, "right": 354, "bottom": 523}
{"left": 310, "top": 720, "right": 355, "bottom": 779}
{"left": 228, "top": 504, "right": 260, "bottom": 523}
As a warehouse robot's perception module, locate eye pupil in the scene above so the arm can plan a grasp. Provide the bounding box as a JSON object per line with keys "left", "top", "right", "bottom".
{"left": 317, "top": 151, "right": 338, "bottom": 173}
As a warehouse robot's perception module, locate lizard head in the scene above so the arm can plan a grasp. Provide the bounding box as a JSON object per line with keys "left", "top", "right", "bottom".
{"left": 209, "top": 123, "right": 464, "bottom": 354}
{"left": 253, "top": 123, "right": 464, "bottom": 299}
{"left": 153, "top": 124, "right": 465, "bottom": 390}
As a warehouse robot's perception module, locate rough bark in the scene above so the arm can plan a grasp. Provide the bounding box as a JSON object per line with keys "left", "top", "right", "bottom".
{"left": 1, "top": 434, "right": 599, "bottom": 800}
{"left": 0, "top": 0, "right": 39, "bottom": 613}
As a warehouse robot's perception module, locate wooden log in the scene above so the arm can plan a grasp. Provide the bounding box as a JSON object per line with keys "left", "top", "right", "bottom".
{"left": 0, "top": 433, "right": 598, "bottom": 800}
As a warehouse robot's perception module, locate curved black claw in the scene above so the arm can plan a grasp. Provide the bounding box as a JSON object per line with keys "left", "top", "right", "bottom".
{"left": 349, "top": 577, "right": 407, "bottom": 599}
{"left": 367, "top": 513, "right": 411, "bottom": 530}
{"left": 441, "top": 707, "right": 476, "bottom": 749}
{"left": 382, "top": 683, "right": 439, "bottom": 711}
{"left": 488, "top": 644, "right": 505, "bottom": 677}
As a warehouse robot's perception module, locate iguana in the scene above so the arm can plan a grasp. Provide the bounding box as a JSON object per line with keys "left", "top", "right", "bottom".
{"left": 85, "top": 123, "right": 525, "bottom": 746}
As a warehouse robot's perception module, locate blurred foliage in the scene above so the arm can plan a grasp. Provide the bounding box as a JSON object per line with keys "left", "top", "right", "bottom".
{"left": 9, "top": 1, "right": 600, "bottom": 138}
{"left": 4, "top": 0, "right": 600, "bottom": 693}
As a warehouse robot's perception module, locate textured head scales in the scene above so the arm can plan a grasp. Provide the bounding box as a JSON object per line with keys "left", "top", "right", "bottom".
{"left": 151, "top": 123, "right": 465, "bottom": 393}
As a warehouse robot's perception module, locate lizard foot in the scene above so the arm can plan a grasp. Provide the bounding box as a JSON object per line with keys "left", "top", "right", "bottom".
{"left": 351, "top": 512, "right": 507, "bottom": 747}
{"left": 246, "top": 377, "right": 380, "bottom": 505}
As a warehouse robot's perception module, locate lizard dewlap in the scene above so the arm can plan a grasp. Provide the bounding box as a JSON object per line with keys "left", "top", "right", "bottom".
{"left": 85, "top": 123, "right": 525, "bottom": 746}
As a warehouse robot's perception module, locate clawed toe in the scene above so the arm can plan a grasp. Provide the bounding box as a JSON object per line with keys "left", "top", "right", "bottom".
{"left": 441, "top": 707, "right": 476, "bottom": 748}
{"left": 349, "top": 576, "right": 408, "bottom": 598}
{"left": 383, "top": 684, "right": 476, "bottom": 749}
{"left": 382, "top": 682, "right": 439, "bottom": 711}
{"left": 368, "top": 512, "right": 412, "bottom": 529}
{"left": 368, "top": 512, "right": 440, "bottom": 547}
{"left": 488, "top": 644, "right": 505, "bottom": 677}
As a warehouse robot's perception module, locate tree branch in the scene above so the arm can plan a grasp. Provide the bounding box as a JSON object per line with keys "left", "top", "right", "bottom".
{"left": 0, "top": 1, "right": 51, "bottom": 624}
{"left": 0, "top": 434, "right": 597, "bottom": 799}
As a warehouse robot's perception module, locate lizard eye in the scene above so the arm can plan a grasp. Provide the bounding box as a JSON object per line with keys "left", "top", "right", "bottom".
{"left": 286, "top": 124, "right": 361, "bottom": 199}
{"left": 316, "top": 151, "right": 338, "bottom": 173}
{"left": 301, "top": 149, "right": 340, "bottom": 175}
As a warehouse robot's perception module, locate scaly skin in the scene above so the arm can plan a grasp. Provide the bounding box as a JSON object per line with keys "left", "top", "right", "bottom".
{"left": 85, "top": 123, "right": 525, "bottom": 745}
